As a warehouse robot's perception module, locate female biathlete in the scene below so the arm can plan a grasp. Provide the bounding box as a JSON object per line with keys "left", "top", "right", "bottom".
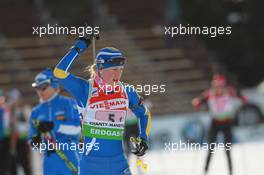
{"left": 53, "top": 36, "right": 151, "bottom": 175}
{"left": 192, "top": 74, "right": 247, "bottom": 175}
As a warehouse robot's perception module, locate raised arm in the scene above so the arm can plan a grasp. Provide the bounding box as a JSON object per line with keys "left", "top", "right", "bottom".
{"left": 53, "top": 38, "right": 91, "bottom": 106}
{"left": 54, "top": 38, "right": 89, "bottom": 79}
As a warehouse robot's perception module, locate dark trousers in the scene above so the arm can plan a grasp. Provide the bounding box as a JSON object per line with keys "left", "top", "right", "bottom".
{"left": 0, "top": 137, "right": 11, "bottom": 175}
{"left": 10, "top": 139, "right": 32, "bottom": 175}
{"left": 205, "top": 119, "right": 233, "bottom": 175}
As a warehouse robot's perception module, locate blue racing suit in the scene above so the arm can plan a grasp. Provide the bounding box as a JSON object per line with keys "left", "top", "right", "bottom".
{"left": 28, "top": 93, "right": 81, "bottom": 175}
{"left": 53, "top": 40, "right": 151, "bottom": 175}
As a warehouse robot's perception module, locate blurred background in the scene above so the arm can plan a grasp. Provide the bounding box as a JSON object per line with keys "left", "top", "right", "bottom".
{"left": 0, "top": 0, "right": 263, "bottom": 175}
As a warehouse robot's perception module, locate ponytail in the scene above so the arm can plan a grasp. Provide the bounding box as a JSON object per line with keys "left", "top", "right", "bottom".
{"left": 85, "top": 64, "right": 96, "bottom": 79}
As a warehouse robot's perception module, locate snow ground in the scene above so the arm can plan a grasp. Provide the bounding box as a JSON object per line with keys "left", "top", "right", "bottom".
{"left": 23, "top": 142, "right": 264, "bottom": 175}
{"left": 129, "top": 142, "right": 264, "bottom": 175}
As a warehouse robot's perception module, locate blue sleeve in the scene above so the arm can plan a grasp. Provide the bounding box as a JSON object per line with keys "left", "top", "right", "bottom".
{"left": 54, "top": 38, "right": 88, "bottom": 75}
{"left": 58, "top": 75, "right": 89, "bottom": 107}
{"left": 53, "top": 39, "right": 90, "bottom": 107}
{"left": 64, "top": 98, "right": 81, "bottom": 126}
{"left": 126, "top": 87, "right": 151, "bottom": 141}
{"left": 53, "top": 98, "right": 81, "bottom": 137}
{"left": 28, "top": 108, "right": 38, "bottom": 142}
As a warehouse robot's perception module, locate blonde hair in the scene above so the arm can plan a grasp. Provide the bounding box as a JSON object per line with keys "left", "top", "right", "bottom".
{"left": 85, "top": 63, "right": 97, "bottom": 79}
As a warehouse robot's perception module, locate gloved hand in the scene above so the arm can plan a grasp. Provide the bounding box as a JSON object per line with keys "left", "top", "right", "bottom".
{"left": 74, "top": 34, "right": 99, "bottom": 53}
{"left": 131, "top": 137, "right": 148, "bottom": 157}
{"left": 37, "top": 121, "right": 54, "bottom": 133}
{"left": 31, "top": 134, "right": 42, "bottom": 146}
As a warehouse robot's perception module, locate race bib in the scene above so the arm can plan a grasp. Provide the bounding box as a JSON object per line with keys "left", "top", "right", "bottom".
{"left": 95, "top": 110, "right": 125, "bottom": 122}
{"left": 83, "top": 110, "right": 126, "bottom": 140}
{"left": 209, "top": 96, "right": 235, "bottom": 119}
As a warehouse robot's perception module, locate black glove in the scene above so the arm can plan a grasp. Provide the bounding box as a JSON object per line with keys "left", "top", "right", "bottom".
{"left": 78, "top": 37, "right": 92, "bottom": 47}
{"left": 37, "top": 121, "right": 54, "bottom": 133}
{"left": 131, "top": 137, "right": 148, "bottom": 157}
{"left": 31, "top": 134, "right": 42, "bottom": 146}
{"left": 82, "top": 31, "right": 100, "bottom": 45}
{"left": 74, "top": 33, "right": 100, "bottom": 53}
